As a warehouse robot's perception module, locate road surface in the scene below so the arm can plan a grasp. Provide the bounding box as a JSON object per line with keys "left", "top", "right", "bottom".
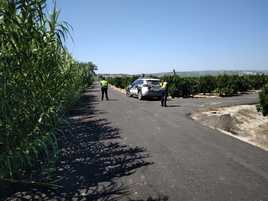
{"left": 3, "top": 84, "right": 268, "bottom": 201}
{"left": 95, "top": 84, "right": 268, "bottom": 201}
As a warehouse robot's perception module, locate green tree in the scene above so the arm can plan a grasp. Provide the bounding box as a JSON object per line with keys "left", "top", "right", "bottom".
{"left": 198, "top": 75, "right": 217, "bottom": 94}
{"left": 216, "top": 75, "right": 238, "bottom": 96}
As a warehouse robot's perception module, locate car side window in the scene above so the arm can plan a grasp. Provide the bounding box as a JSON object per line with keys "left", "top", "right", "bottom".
{"left": 132, "top": 80, "right": 138, "bottom": 87}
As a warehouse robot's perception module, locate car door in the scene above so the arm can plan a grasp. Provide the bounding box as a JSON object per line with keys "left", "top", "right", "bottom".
{"left": 130, "top": 80, "right": 139, "bottom": 96}
{"left": 136, "top": 80, "right": 144, "bottom": 92}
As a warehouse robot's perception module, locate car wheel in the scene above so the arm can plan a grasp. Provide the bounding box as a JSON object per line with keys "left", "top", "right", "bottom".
{"left": 138, "top": 91, "right": 143, "bottom": 100}
{"left": 126, "top": 91, "right": 130, "bottom": 96}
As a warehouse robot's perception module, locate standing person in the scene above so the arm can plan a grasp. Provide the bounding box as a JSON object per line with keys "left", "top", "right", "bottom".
{"left": 100, "top": 77, "right": 109, "bottom": 101}
{"left": 160, "top": 79, "right": 168, "bottom": 107}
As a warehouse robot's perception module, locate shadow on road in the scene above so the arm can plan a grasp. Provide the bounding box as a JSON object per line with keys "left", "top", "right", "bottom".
{"left": 1, "top": 87, "right": 165, "bottom": 201}
{"left": 140, "top": 98, "right": 161, "bottom": 102}
{"left": 166, "top": 105, "right": 181, "bottom": 108}
{"left": 129, "top": 195, "right": 169, "bottom": 201}
{"left": 106, "top": 98, "right": 119, "bottom": 101}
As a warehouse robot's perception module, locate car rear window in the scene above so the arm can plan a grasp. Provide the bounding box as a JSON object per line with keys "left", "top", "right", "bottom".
{"left": 146, "top": 80, "right": 160, "bottom": 85}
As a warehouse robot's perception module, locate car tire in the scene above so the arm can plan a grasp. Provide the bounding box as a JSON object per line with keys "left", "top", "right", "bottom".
{"left": 138, "top": 91, "right": 143, "bottom": 100}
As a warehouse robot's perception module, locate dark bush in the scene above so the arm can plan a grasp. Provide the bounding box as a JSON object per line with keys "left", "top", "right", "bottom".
{"left": 198, "top": 75, "right": 217, "bottom": 94}
{"left": 258, "top": 83, "right": 268, "bottom": 116}
{"left": 216, "top": 75, "right": 239, "bottom": 96}
{"left": 107, "top": 76, "right": 139, "bottom": 89}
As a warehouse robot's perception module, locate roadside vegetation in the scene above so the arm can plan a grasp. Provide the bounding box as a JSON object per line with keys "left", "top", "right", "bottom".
{"left": 0, "top": 0, "right": 96, "bottom": 183}
{"left": 107, "top": 75, "right": 139, "bottom": 89}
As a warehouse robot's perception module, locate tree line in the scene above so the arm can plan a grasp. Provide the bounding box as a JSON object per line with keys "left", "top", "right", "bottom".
{"left": 0, "top": 0, "right": 96, "bottom": 181}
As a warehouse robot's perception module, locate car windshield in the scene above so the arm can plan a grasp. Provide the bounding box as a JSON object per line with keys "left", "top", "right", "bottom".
{"left": 146, "top": 80, "right": 160, "bottom": 85}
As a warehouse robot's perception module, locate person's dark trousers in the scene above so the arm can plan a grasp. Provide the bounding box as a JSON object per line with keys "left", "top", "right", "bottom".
{"left": 101, "top": 87, "right": 109, "bottom": 100}
{"left": 161, "top": 90, "right": 167, "bottom": 107}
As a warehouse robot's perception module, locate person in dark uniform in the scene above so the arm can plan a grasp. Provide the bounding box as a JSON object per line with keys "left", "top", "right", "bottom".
{"left": 100, "top": 77, "right": 109, "bottom": 101}
{"left": 160, "top": 79, "right": 168, "bottom": 107}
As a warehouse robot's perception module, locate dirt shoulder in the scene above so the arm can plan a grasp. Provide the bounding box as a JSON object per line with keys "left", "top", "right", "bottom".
{"left": 191, "top": 105, "right": 268, "bottom": 151}
{"left": 193, "top": 90, "right": 260, "bottom": 99}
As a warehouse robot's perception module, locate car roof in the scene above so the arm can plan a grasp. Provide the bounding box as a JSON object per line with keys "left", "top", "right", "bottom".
{"left": 139, "top": 78, "right": 160, "bottom": 81}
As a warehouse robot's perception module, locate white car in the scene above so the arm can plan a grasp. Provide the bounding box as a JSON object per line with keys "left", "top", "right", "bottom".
{"left": 126, "top": 78, "right": 162, "bottom": 100}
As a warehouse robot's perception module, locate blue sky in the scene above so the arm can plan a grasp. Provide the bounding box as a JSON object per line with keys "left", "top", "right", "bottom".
{"left": 50, "top": 0, "right": 268, "bottom": 74}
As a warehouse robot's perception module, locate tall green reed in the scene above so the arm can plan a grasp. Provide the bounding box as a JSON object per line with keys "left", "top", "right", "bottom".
{"left": 0, "top": 0, "right": 95, "bottom": 179}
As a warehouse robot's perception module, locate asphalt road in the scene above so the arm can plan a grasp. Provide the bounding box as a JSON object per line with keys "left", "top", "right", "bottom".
{"left": 95, "top": 84, "right": 268, "bottom": 201}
